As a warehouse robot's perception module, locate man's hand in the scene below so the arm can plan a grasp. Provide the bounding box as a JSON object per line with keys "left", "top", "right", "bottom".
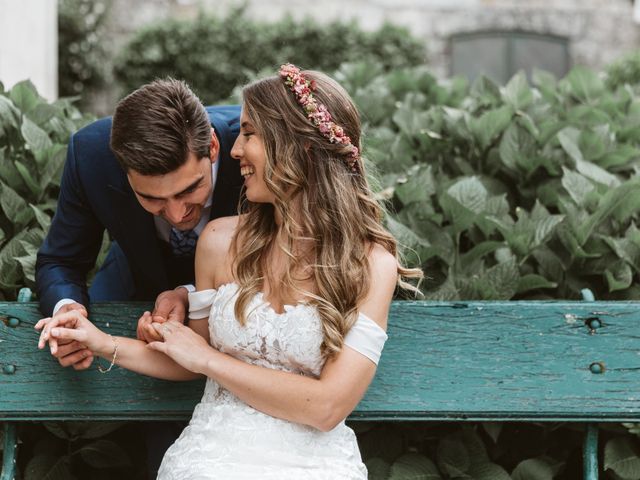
{"left": 137, "top": 288, "right": 189, "bottom": 343}
{"left": 36, "top": 302, "right": 94, "bottom": 370}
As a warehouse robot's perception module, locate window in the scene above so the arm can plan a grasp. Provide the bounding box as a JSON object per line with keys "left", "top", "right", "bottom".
{"left": 450, "top": 31, "right": 570, "bottom": 83}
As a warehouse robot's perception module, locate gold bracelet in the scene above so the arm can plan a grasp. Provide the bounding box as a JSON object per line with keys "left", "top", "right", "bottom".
{"left": 97, "top": 335, "right": 118, "bottom": 374}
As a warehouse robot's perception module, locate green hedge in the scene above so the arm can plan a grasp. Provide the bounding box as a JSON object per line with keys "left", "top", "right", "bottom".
{"left": 334, "top": 62, "right": 640, "bottom": 301}
{"left": 606, "top": 49, "right": 640, "bottom": 91}
{"left": 113, "top": 7, "right": 427, "bottom": 104}
{"left": 58, "top": 0, "right": 110, "bottom": 105}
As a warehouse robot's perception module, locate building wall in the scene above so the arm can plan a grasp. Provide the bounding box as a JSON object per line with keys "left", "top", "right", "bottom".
{"left": 93, "top": 0, "right": 639, "bottom": 112}
{"left": 0, "top": 0, "right": 58, "bottom": 100}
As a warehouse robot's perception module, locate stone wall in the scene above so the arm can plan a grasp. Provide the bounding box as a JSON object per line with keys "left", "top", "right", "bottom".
{"left": 91, "top": 0, "right": 640, "bottom": 113}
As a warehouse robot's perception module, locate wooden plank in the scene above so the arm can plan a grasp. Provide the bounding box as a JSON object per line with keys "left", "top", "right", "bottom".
{"left": 1, "top": 301, "right": 639, "bottom": 422}
{"left": 357, "top": 301, "right": 640, "bottom": 421}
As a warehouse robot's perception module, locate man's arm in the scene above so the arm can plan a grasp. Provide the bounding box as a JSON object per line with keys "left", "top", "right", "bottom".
{"left": 36, "top": 132, "right": 105, "bottom": 316}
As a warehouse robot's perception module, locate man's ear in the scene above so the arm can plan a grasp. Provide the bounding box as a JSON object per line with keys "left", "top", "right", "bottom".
{"left": 209, "top": 128, "right": 220, "bottom": 163}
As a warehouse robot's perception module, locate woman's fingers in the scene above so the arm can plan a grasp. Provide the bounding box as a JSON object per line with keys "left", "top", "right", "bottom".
{"left": 50, "top": 327, "right": 86, "bottom": 345}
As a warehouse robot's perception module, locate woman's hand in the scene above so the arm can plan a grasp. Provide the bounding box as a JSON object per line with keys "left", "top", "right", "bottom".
{"left": 35, "top": 310, "right": 112, "bottom": 357}
{"left": 147, "top": 321, "right": 215, "bottom": 374}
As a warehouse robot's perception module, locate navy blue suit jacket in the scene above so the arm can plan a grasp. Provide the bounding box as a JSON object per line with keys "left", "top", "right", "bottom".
{"left": 36, "top": 105, "right": 242, "bottom": 316}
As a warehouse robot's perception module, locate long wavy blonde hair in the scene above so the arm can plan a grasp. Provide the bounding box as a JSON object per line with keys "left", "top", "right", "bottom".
{"left": 231, "top": 69, "right": 422, "bottom": 357}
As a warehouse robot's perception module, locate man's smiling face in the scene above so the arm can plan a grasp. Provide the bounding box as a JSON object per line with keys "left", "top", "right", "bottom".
{"left": 128, "top": 152, "right": 214, "bottom": 231}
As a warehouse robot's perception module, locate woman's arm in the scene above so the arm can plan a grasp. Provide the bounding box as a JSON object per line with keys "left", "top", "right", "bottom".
{"left": 149, "top": 244, "right": 399, "bottom": 431}
{"left": 37, "top": 311, "right": 209, "bottom": 381}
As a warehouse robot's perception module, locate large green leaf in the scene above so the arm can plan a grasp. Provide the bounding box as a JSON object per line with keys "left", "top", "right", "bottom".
{"left": 512, "top": 458, "right": 555, "bottom": 480}
{"left": 499, "top": 123, "right": 537, "bottom": 172}
{"left": 395, "top": 164, "right": 436, "bottom": 206}
{"left": 9, "top": 80, "right": 40, "bottom": 113}
{"left": 502, "top": 71, "right": 534, "bottom": 111}
{"left": 517, "top": 274, "right": 557, "bottom": 294}
{"left": 469, "top": 105, "right": 513, "bottom": 150}
{"left": 0, "top": 182, "right": 33, "bottom": 226}
{"left": 386, "top": 216, "right": 438, "bottom": 267}
{"left": 21, "top": 116, "right": 53, "bottom": 152}
{"left": 365, "top": 457, "right": 391, "bottom": 480}
{"left": 575, "top": 157, "right": 619, "bottom": 187}
{"left": 392, "top": 93, "right": 431, "bottom": 138}
{"left": 437, "top": 436, "right": 470, "bottom": 477}
{"left": 604, "top": 437, "right": 640, "bottom": 480}
{"left": 0, "top": 230, "right": 28, "bottom": 288}
{"left": 24, "top": 454, "right": 74, "bottom": 480}
{"left": 557, "top": 127, "right": 584, "bottom": 163}
{"left": 30, "top": 204, "right": 52, "bottom": 231}
{"left": 77, "top": 439, "right": 132, "bottom": 469}
{"left": 577, "top": 182, "right": 640, "bottom": 244}
{"left": 605, "top": 260, "right": 633, "bottom": 292}
{"left": 38, "top": 144, "right": 67, "bottom": 189}
{"left": 459, "top": 241, "right": 504, "bottom": 268}
{"left": 389, "top": 453, "right": 441, "bottom": 479}
{"left": 446, "top": 177, "right": 488, "bottom": 215}
{"left": 0, "top": 95, "right": 20, "bottom": 129}
{"left": 467, "top": 462, "right": 511, "bottom": 480}
{"left": 565, "top": 66, "right": 605, "bottom": 103}
{"left": 14, "top": 160, "right": 40, "bottom": 197}
{"left": 471, "top": 75, "right": 501, "bottom": 105}
{"left": 561, "top": 167, "right": 594, "bottom": 207}
{"left": 479, "top": 259, "right": 520, "bottom": 300}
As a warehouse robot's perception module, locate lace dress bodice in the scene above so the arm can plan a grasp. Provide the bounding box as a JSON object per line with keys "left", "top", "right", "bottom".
{"left": 157, "top": 283, "right": 367, "bottom": 480}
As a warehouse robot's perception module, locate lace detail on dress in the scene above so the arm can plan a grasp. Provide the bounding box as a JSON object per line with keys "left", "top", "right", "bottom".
{"left": 159, "top": 283, "right": 367, "bottom": 479}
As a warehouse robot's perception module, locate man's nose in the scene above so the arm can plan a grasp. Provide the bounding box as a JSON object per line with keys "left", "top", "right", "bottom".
{"left": 165, "top": 199, "right": 187, "bottom": 225}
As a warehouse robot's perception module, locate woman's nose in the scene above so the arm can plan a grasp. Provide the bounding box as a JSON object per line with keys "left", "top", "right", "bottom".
{"left": 231, "top": 138, "right": 242, "bottom": 160}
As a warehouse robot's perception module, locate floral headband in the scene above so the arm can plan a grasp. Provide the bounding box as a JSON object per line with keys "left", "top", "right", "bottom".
{"left": 279, "top": 63, "right": 359, "bottom": 173}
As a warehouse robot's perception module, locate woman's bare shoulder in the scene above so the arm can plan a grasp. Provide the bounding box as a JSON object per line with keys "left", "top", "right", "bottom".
{"left": 199, "top": 215, "right": 241, "bottom": 254}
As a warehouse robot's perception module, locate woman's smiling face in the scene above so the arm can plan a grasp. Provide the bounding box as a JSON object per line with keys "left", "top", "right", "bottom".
{"left": 231, "top": 108, "right": 276, "bottom": 205}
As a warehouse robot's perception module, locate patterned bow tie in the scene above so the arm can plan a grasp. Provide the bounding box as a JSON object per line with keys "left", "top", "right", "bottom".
{"left": 169, "top": 227, "right": 198, "bottom": 257}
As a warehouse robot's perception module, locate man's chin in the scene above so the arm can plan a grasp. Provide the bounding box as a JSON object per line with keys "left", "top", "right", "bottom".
{"left": 169, "top": 217, "right": 201, "bottom": 231}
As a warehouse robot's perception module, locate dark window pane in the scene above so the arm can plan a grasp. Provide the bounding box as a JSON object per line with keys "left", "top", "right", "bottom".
{"left": 512, "top": 34, "right": 569, "bottom": 80}
{"left": 451, "top": 36, "right": 509, "bottom": 84}
{"left": 451, "top": 32, "right": 569, "bottom": 84}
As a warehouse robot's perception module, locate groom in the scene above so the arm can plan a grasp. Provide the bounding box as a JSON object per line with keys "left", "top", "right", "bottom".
{"left": 36, "top": 78, "right": 242, "bottom": 364}
{"left": 36, "top": 78, "right": 242, "bottom": 478}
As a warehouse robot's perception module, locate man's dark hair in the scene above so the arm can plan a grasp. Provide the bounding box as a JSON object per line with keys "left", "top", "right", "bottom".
{"left": 110, "top": 78, "right": 211, "bottom": 175}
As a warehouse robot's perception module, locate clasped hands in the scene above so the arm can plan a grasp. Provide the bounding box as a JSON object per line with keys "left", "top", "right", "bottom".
{"left": 36, "top": 309, "right": 211, "bottom": 375}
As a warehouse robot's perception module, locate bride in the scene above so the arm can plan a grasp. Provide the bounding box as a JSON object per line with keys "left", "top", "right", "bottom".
{"left": 37, "top": 64, "right": 421, "bottom": 479}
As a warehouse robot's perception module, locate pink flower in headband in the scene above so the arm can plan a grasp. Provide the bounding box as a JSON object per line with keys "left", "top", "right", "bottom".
{"left": 279, "top": 63, "right": 360, "bottom": 172}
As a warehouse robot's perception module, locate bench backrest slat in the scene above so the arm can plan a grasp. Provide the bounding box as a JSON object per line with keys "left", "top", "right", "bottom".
{"left": 1, "top": 301, "right": 639, "bottom": 422}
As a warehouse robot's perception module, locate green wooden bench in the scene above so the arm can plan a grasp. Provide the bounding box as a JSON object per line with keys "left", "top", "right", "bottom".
{"left": 1, "top": 289, "right": 639, "bottom": 479}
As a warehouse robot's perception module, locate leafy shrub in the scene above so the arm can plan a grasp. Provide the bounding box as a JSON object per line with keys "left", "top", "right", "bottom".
{"left": 335, "top": 63, "right": 640, "bottom": 300}
{"left": 357, "top": 422, "right": 640, "bottom": 479}
{"left": 58, "top": 0, "right": 110, "bottom": 105}
{"left": 606, "top": 50, "right": 640, "bottom": 90}
{"left": 18, "top": 421, "right": 144, "bottom": 479}
{"left": 0, "top": 80, "right": 93, "bottom": 300}
{"left": 113, "top": 6, "right": 426, "bottom": 104}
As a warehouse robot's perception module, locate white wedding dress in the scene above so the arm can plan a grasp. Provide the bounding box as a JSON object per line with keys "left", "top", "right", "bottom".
{"left": 156, "top": 282, "right": 368, "bottom": 479}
